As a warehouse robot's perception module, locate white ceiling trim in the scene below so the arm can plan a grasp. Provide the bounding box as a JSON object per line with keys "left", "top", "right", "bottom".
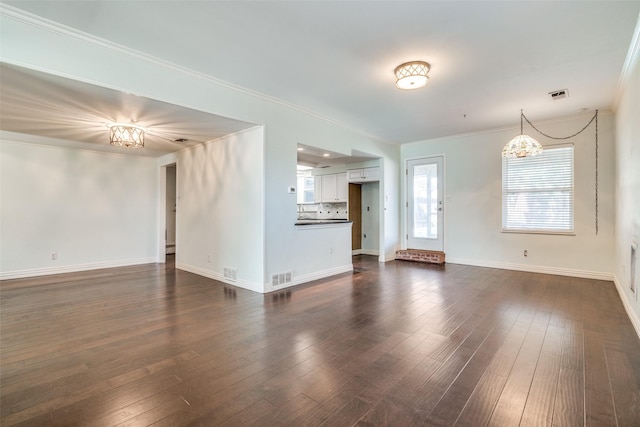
{"left": 0, "top": 3, "right": 389, "bottom": 144}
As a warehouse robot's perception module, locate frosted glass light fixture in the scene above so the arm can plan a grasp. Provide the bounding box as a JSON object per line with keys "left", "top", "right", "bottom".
{"left": 394, "top": 61, "right": 430, "bottom": 90}
{"left": 502, "top": 110, "right": 543, "bottom": 158}
{"left": 108, "top": 123, "right": 145, "bottom": 148}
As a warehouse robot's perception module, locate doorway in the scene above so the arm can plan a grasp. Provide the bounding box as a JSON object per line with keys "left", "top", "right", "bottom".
{"left": 349, "top": 182, "right": 380, "bottom": 256}
{"left": 407, "top": 156, "right": 444, "bottom": 251}
{"left": 349, "top": 184, "right": 362, "bottom": 251}
{"left": 165, "top": 165, "right": 177, "bottom": 257}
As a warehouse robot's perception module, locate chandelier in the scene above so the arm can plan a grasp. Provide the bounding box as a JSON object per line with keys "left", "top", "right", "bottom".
{"left": 394, "top": 61, "right": 430, "bottom": 90}
{"left": 108, "top": 123, "right": 145, "bottom": 148}
{"left": 502, "top": 110, "right": 543, "bottom": 158}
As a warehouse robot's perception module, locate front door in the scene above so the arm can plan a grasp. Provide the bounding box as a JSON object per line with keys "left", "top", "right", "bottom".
{"left": 407, "top": 156, "right": 444, "bottom": 251}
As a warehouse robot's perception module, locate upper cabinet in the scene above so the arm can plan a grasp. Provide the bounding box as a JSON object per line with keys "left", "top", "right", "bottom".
{"left": 347, "top": 167, "right": 380, "bottom": 183}
{"left": 336, "top": 173, "right": 348, "bottom": 201}
{"left": 314, "top": 176, "right": 323, "bottom": 203}
{"left": 316, "top": 172, "right": 348, "bottom": 202}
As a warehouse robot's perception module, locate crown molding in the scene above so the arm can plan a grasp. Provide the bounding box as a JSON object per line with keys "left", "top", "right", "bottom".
{"left": 405, "top": 110, "right": 612, "bottom": 146}
{"left": 613, "top": 12, "right": 640, "bottom": 111}
{"left": 0, "top": 4, "right": 390, "bottom": 145}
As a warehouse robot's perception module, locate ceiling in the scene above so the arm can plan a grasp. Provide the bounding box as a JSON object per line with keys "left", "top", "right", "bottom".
{"left": 0, "top": 63, "right": 255, "bottom": 157}
{"left": 297, "top": 144, "right": 378, "bottom": 168}
{"left": 1, "top": 1, "right": 639, "bottom": 158}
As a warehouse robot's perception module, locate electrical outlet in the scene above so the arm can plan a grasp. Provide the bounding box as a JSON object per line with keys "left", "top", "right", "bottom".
{"left": 524, "top": 250, "right": 528, "bottom": 257}
{"left": 330, "top": 247, "right": 334, "bottom": 254}
{"left": 51, "top": 252, "right": 57, "bottom": 260}
{"left": 207, "top": 254, "right": 211, "bottom": 263}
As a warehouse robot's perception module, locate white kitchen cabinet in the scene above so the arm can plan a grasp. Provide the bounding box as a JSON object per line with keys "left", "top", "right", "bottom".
{"left": 347, "top": 167, "right": 380, "bottom": 183}
{"left": 314, "top": 176, "right": 323, "bottom": 203}
{"left": 336, "top": 173, "right": 348, "bottom": 201}
{"left": 317, "top": 172, "right": 348, "bottom": 202}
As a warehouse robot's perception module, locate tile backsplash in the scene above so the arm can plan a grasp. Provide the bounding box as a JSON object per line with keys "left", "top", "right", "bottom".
{"left": 297, "top": 202, "right": 348, "bottom": 220}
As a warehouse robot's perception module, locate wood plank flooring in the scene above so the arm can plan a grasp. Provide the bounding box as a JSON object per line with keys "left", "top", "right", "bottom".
{"left": 2, "top": 255, "right": 640, "bottom": 426}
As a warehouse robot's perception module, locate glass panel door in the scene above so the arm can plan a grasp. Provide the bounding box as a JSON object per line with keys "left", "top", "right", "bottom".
{"left": 407, "top": 157, "right": 444, "bottom": 251}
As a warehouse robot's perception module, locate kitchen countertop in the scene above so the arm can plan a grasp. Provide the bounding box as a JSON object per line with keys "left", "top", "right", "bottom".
{"left": 295, "top": 219, "right": 352, "bottom": 226}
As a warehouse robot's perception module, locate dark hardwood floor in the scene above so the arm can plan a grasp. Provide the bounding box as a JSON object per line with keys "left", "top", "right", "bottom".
{"left": 2, "top": 255, "right": 640, "bottom": 426}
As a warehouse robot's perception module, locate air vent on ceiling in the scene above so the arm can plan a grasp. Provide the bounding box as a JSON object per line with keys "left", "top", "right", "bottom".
{"left": 549, "top": 89, "right": 569, "bottom": 100}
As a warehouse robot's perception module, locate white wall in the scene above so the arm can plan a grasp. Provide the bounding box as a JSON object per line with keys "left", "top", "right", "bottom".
{"left": 402, "top": 113, "right": 616, "bottom": 279}
{"left": 0, "top": 139, "right": 157, "bottom": 279}
{"left": 614, "top": 32, "right": 640, "bottom": 334}
{"left": 0, "top": 9, "right": 401, "bottom": 291}
{"left": 173, "top": 127, "right": 265, "bottom": 292}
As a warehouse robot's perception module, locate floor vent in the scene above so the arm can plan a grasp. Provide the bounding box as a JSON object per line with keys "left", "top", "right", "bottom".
{"left": 224, "top": 267, "right": 237, "bottom": 281}
{"left": 272, "top": 271, "right": 293, "bottom": 287}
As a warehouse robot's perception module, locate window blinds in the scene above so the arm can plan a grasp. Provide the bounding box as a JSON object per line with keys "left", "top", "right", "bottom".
{"left": 502, "top": 145, "right": 574, "bottom": 233}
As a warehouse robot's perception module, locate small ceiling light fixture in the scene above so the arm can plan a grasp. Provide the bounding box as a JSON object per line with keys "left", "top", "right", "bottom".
{"left": 394, "top": 61, "right": 430, "bottom": 90}
{"left": 108, "top": 123, "right": 145, "bottom": 148}
{"left": 502, "top": 110, "right": 543, "bottom": 158}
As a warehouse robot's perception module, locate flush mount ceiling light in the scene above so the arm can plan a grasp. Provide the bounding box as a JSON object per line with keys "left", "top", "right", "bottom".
{"left": 107, "top": 123, "right": 146, "bottom": 148}
{"left": 502, "top": 110, "right": 543, "bottom": 158}
{"left": 394, "top": 61, "right": 430, "bottom": 90}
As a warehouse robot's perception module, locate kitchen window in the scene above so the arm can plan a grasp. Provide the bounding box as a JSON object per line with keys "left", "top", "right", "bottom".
{"left": 502, "top": 144, "right": 574, "bottom": 234}
{"left": 297, "top": 165, "right": 315, "bottom": 203}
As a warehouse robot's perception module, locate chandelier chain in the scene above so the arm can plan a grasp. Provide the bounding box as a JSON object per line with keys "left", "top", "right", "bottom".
{"left": 522, "top": 111, "right": 597, "bottom": 140}
{"left": 520, "top": 110, "right": 599, "bottom": 235}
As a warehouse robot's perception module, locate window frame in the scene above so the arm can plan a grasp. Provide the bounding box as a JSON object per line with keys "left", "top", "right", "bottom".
{"left": 501, "top": 143, "right": 575, "bottom": 236}
{"left": 296, "top": 166, "right": 315, "bottom": 204}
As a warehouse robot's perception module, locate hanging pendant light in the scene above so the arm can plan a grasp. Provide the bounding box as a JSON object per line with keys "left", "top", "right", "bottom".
{"left": 502, "top": 110, "right": 543, "bottom": 158}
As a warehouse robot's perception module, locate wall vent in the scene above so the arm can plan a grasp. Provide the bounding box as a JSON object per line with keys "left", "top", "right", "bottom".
{"left": 224, "top": 267, "right": 237, "bottom": 281}
{"left": 549, "top": 89, "right": 569, "bottom": 100}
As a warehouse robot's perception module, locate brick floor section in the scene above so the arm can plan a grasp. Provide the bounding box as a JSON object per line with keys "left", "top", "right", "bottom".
{"left": 395, "top": 249, "right": 445, "bottom": 265}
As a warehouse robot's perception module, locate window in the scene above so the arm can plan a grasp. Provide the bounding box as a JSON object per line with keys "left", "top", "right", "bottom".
{"left": 502, "top": 144, "right": 574, "bottom": 234}
{"left": 296, "top": 165, "right": 315, "bottom": 203}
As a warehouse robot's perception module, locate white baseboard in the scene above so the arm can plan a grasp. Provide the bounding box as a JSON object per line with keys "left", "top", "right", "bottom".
{"left": 265, "top": 264, "right": 353, "bottom": 293}
{"left": 176, "top": 262, "right": 263, "bottom": 293}
{"left": 0, "top": 257, "right": 156, "bottom": 280}
{"left": 445, "top": 257, "right": 614, "bottom": 281}
{"left": 352, "top": 249, "right": 379, "bottom": 256}
{"left": 613, "top": 274, "right": 640, "bottom": 340}
{"left": 383, "top": 252, "right": 396, "bottom": 262}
